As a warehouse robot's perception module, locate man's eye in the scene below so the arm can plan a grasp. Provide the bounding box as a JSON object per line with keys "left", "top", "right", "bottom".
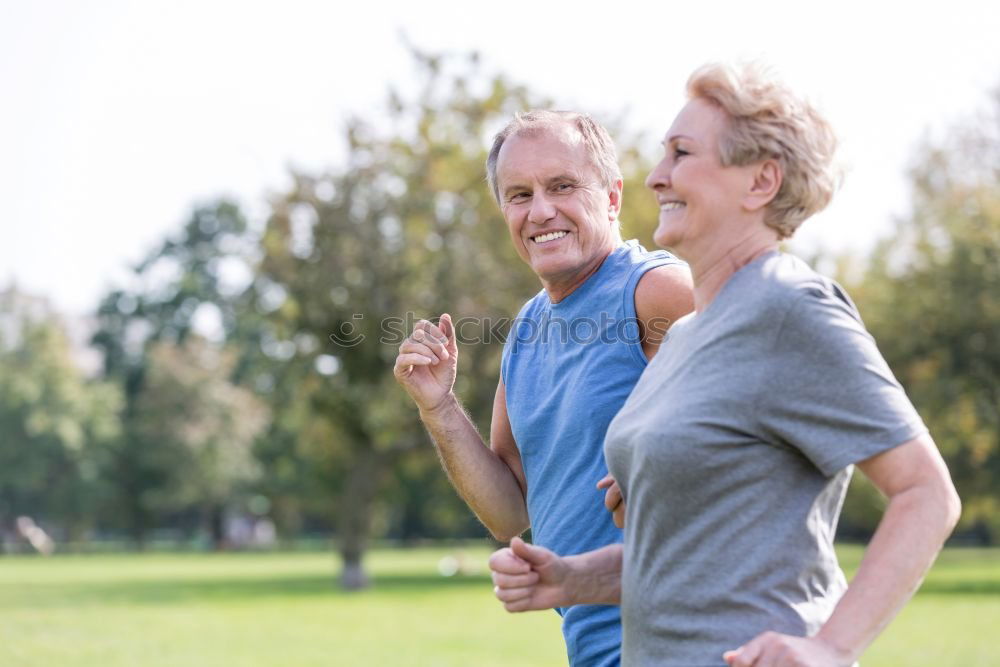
{"left": 673, "top": 148, "right": 689, "bottom": 159}
{"left": 509, "top": 192, "right": 530, "bottom": 202}
{"left": 554, "top": 183, "right": 574, "bottom": 192}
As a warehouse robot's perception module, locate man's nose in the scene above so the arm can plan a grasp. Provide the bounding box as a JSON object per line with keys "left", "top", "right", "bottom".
{"left": 527, "top": 193, "right": 556, "bottom": 224}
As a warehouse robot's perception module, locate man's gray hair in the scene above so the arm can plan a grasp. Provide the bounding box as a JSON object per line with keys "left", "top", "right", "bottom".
{"left": 485, "top": 110, "right": 622, "bottom": 205}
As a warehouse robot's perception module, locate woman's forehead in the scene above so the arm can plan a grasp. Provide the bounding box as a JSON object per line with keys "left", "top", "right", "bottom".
{"left": 666, "top": 98, "right": 727, "bottom": 144}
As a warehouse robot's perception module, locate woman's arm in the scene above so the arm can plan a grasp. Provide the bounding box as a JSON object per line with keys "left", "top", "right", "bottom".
{"left": 815, "top": 433, "right": 961, "bottom": 659}
{"left": 725, "top": 433, "right": 961, "bottom": 666}
{"left": 489, "top": 537, "right": 622, "bottom": 612}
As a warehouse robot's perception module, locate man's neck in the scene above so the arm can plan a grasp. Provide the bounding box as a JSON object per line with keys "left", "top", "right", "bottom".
{"left": 540, "top": 244, "right": 618, "bottom": 304}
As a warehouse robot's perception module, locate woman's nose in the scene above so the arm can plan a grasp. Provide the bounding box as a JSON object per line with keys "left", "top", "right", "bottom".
{"left": 645, "top": 162, "right": 669, "bottom": 191}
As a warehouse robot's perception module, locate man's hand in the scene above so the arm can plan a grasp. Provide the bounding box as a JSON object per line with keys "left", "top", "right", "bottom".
{"left": 723, "top": 632, "right": 848, "bottom": 667}
{"left": 597, "top": 474, "right": 625, "bottom": 529}
{"left": 489, "top": 537, "right": 573, "bottom": 612}
{"left": 393, "top": 314, "right": 458, "bottom": 413}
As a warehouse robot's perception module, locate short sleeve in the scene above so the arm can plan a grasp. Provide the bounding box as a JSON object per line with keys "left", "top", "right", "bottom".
{"left": 756, "top": 282, "right": 927, "bottom": 476}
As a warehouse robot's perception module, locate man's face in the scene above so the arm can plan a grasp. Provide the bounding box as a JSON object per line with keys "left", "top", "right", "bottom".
{"left": 495, "top": 126, "right": 621, "bottom": 286}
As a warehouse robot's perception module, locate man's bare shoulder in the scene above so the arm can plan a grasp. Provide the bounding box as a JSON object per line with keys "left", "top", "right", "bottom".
{"left": 635, "top": 263, "right": 694, "bottom": 325}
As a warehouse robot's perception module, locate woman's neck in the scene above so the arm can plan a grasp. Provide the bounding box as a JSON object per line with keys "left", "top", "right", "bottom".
{"left": 688, "top": 227, "right": 779, "bottom": 313}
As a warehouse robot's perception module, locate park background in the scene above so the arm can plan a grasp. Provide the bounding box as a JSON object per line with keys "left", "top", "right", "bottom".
{"left": 2, "top": 1, "right": 999, "bottom": 665}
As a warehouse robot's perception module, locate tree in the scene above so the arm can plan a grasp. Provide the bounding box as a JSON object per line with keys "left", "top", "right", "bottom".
{"left": 133, "top": 337, "right": 267, "bottom": 548}
{"left": 0, "top": 287, "right": 121, "bottom": 549}
{"left": 91, "top": 201, "right": 266, "bottom": 546}
{"left": 256, "top": 49, "right": 548, "bottom": 588}
{"left": 846, "top": 86, "right": 1000, "bottom": 543}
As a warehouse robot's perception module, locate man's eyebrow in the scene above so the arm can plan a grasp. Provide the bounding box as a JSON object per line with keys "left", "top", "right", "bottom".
{"left": 546, "top": 173, "right": 581, "bottom": 185}
{"left": 501, "top": 182, "right": 528, "bottom": 197}
{"left": 665, "top": 134, "right": 692, "bottom": 146}
{"left": 502, "top": 173, "right": 580, "bottom": 197}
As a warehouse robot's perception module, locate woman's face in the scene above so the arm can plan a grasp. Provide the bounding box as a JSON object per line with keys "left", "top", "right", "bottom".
{"left": 645, "top": 98, "right": 755, "bottom": 257}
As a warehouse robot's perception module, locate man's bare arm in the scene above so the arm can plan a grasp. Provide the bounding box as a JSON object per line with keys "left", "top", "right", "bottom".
{"left": 394, "top": 314, "right": 528, "bottom": 540}
{"left": 634, "top": 263, "right": 695, "bottom": 360}
{"left": 419, "top": 380, "right": 528, "bottom": 540}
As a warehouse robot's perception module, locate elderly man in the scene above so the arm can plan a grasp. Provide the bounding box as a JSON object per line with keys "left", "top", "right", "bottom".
{"left": 393, "top": 110, "right": 693, "bottom": 666}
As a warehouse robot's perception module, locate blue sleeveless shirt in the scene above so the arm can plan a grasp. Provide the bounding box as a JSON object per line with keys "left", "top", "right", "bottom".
{"left": 501, "top": 240, "right": 682, "bottom": 667}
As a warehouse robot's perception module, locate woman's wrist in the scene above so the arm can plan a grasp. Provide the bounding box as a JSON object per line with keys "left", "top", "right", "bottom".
{"left": 812, "top": 629, "right": 859, "bottom": 666}
{"left": 564, "top": 544, "right": 622, "bottom": 606}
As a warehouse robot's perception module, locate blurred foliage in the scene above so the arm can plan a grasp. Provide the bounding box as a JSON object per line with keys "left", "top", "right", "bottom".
{"left": 134, "top": 337, "right": 267, "bottom": 547}
{"left": 0, "top": 290, "right": 121, "bottom": 547}
{"left": 843, "top": 86, "right": 1000, "bottom": 543}
{"left": 90, "top": 201, "right": 264, "bottom": 546}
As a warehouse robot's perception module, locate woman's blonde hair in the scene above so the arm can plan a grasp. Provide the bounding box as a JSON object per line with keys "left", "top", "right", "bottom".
{"left": 687, "top": 62, "right": 840, "bottom": 238}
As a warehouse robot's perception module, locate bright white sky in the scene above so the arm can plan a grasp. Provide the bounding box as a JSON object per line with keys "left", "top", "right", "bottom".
{"left": 2, "top": 0, "right": 998, "bottom": 316}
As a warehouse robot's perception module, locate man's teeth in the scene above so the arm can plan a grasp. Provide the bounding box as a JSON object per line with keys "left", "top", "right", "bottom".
{"left": 660, "top": 202, "right": 685, "bottom": 211}
{"left": 533, "top": 231, "right": 568, "bottom": 243}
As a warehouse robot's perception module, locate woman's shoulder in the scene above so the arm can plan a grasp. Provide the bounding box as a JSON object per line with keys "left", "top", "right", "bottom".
{"left": 748, "top": 253, "right": 868, "bottom": 347}
{"left": 743, "top": 252, "right": 853, "bottom": 309}
{"left": 753, "top": 251, "right": 822, "bottom": 290}
{"left": 710, "top": 252, "right": 862, "bottom": 344}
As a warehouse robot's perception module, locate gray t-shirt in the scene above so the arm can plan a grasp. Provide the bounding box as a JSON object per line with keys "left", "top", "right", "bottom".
{"left": 604, "top": 250, "right": 926, "bottom": 666}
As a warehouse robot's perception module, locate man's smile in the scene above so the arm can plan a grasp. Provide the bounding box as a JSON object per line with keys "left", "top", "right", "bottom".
{"left": 531, "top": 231, "right": 569, "bottom": 244}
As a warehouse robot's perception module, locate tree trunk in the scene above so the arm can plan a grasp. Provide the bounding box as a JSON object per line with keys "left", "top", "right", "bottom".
{"left": 127, "top": 505, "right": 149, "bottom": 551}
{"left": 336, "top": 448, "right": 379, "bottom": 590}
{"left": 0, "top": 515, "right": 12, "bottom": 555}
{"left": 208, "top": 503, "right": 227, "bottom": 551}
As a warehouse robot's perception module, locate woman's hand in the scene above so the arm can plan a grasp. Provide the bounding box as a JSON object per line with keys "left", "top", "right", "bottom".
{"left": 488, "top": 537, "right": 573, "bottom": 612}
{"left": 489, "top": 539, "right": 624, "bottom": 610}
{"left": 596, "top": 473, "right": 625, "bottom": 529}
{"left": 724, "top": 633, "right": 848, "bottom": 667}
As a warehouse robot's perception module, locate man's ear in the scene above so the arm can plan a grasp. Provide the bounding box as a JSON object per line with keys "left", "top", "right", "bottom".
{"left": 743, "top": 160, "right": 781, "bottom": 212}
{"left": 608, "top": 178, "right": 624, "bottom": 221}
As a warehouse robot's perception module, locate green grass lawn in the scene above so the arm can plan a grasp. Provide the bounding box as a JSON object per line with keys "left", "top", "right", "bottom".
{"left": 0, "top": 544, "right": 996, "bottom": 666}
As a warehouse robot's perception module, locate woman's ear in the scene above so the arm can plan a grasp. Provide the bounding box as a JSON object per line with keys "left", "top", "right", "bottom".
{"left": 743, "top": 159, "right": 782, "bottom": 212}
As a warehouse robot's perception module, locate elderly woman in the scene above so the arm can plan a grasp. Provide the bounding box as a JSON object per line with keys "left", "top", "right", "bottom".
{"left": 489, "top": 63, "right": 961, "bottom": 666}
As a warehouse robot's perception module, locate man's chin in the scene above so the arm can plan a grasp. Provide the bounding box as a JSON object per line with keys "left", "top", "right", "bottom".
{"left": 530, "top": 255, "right": 574, "bottom": 279}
